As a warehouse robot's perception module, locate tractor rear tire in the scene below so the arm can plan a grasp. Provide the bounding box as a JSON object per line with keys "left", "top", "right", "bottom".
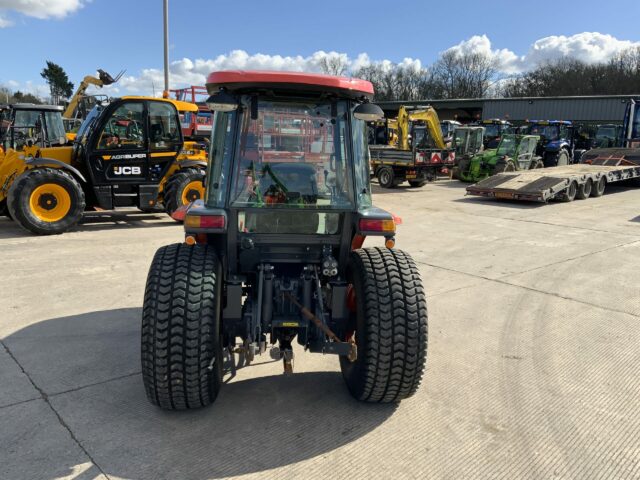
{"left": 454, "top": 158, "right": 470, "bottom": 180}
{"left": 591, "top": 176, "right": 606, "bottom": 197}
{"left": 141, "top": 243, "right": 223, "bottom": 410}
{"left": 163, "top": 168, "right": 205, "bottom": 217}
{"left": 557, "top": 149, "right": 570, "bottom": 166}
{"left": 341, "top": 247, "right": 428, "bottom": 403}
{"left": 377, "top": 167, "right": 396, "bottom": 188}
{"left": 530, "top": 159, "right": 544, "bottom": 169}
{"left": 7, "top": 168, "right": 85, "bottom": 235}
{"left": 493, "top": 159, "right": 515, "bottom": 174}
{"left": 576, "top": 179, "right": 592, "bottom": 200}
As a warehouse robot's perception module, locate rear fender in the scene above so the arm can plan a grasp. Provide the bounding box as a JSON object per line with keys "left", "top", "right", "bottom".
{"left": 175, "top": 159, "right": 207, "bottom": 170}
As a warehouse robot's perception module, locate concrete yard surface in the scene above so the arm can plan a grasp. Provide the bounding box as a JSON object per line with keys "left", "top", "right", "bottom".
{"left": 1, "top": 181, "right": 639, "bottom": 480}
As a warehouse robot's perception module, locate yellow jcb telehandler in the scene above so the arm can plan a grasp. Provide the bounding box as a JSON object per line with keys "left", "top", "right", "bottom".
{"left": 0, "top": 96, "right": 208, "bottom": 234}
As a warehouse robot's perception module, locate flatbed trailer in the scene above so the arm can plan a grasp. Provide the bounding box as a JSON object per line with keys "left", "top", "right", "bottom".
{"left": 370, "top": 145, "right": 455, "bottom": 188}
{"left": 466, "top": 156, "right": 640, "bottom": 202}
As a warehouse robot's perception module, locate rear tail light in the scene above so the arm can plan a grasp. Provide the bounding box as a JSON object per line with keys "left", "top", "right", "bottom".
{"left": 359, "top": 218, "right": 395, "bottom": 233}
{"left": 184, "top": 214, "right": 226, "bottom": 230}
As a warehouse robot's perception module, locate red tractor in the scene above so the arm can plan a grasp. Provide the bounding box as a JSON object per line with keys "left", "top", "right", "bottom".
{"left": 141, "top": 71, "right": 428, "bottom": 409}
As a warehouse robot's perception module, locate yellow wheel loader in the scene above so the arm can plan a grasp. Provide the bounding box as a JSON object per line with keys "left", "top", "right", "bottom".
{"left": 0, "top": 96, "right": 208, "bottom": 234}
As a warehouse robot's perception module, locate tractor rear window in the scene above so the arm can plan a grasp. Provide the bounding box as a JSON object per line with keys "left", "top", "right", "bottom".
{"left": 229, "top": 99, "right": 354, "bottom": 210}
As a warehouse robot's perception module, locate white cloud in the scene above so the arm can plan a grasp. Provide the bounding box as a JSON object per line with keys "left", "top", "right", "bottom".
{"left": 524, "top": 32, "right": 639, "bottom": 66}
{"left": 7, "top": 32, "right": 640, "bottom": 98}
{"left": 443, "top": 32, "right": 640, "bottom": 74}
{"left": 0, "top": 0, "right": 85, "bottom": 27}
{"left": 444, "top": 34, "right": 521, "bottom": 73}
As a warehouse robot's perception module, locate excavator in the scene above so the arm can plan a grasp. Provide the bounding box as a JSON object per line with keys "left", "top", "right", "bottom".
{"left": 369, "top": 105, "right": 454, "bottom": 188}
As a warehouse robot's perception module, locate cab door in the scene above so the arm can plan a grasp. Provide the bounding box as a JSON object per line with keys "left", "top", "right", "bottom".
{"left": 89, "top": 100, "right": 148, "bottom": 185}
{"left": 146, "top": 101, "right": 182, "bottom": 183}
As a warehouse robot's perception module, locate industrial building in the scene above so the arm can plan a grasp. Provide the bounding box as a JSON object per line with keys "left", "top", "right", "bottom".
{"left": 378, "top": 95, "right": 638, "bottom": 124}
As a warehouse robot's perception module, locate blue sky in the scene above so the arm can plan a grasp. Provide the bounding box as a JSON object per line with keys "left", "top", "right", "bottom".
{"left": 1, "top": 0, "right": 639, "bottom": 97}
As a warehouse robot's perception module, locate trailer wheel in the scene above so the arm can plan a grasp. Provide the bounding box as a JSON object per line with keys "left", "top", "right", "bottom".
{"left": 377, "top": 167, "right": 396, "bottom": 188}
{"left": 163, "top": 168, "right": 205, "bottom": 217}
{"left": 7, "top": 168, "right": 85, "bottom": 235}
{"left": 341, "top": 247, "right": 428, "bottom": 403}
{"left": 591, "top": 176, "right": 606, "bottom": 197}
{"left": 576, "top": 179, "right": 592, "bottom": 200}
{"left": 561, "top": 181, "right": 578, "bottom": 202}
{"left": 141, "top": 243, "right": 223, "bottom": 410}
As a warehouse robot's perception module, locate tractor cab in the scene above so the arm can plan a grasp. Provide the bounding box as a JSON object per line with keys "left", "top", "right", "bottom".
{"left": 453, "top": 126, "right": 484, "bottom": 157}
{"left": 473, "top": 119, "right": 512, "bottom": 149}
{"left": 525, "top": 120, "right": 574, "bottom": 166}
{"left": 499, "top": 134, "right": 541, "bottom": 171}
{"left": 0, "top": 104, "right": 67, "bottom": 154}
{"left": 140, "top": 71, "right": 428, "bottom": 410}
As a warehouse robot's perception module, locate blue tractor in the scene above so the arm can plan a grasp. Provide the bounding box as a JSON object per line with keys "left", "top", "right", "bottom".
{"left": 525, "top": 120, "right": 576, "bottom": 167}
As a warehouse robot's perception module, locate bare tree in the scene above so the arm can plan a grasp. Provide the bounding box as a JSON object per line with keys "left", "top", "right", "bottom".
{"left": 500, "top": 45, "right": 640, "bottom": 97}
{"left": 430, "top": 50, "right": 498, "bottom": 99}
{"left": 353, "top": 63, "right": 434, "bottom": 101}
{"left": 318, "top": 56, "right": 349, "bottom": 76}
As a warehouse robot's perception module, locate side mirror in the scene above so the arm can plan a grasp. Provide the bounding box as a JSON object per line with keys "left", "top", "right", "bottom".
{"left": 354, "top": 102, "right": 384, "bottom": 122}
{"left": 206, "top": 90, "right": 238, "bottom": 112}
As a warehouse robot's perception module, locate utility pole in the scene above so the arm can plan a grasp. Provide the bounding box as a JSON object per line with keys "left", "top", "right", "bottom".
{"left": 163, "top": 0, "right": 169, "bottom": 96}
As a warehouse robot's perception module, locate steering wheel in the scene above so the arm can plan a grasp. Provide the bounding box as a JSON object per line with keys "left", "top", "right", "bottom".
{"left": 105, "top": 134, "right": 120, "bottom": 147}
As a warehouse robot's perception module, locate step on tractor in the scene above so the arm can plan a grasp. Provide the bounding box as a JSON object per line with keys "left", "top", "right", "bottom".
{"left": 524, "top": 120, "right": 576, "bottom": 167}
{"left": 457, "top": 134, "right": 542, "bottom": 183}
{"left": 451, "top": 126, "right": 484, "bottom": 179}
{"left": 0, "top": 96, "right": 208, "bottom": 234}
{"left": 141, "top": 71, "right": 429, "bottom": 410}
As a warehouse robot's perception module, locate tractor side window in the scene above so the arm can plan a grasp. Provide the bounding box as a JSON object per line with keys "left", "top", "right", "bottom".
{"left": 472, "top": 129, "right": 483, "bottom": 151}
{"left": 149, "top": 102, "right": 180, "bottom": 150}
{"left": 44, "top": 111, "right": 67, "bottom": 145}
{"left": 96, "top": 102, "right": 144, "bottom": 150}
{"left": 352, "top": 107, "right": 372, "bottom": 207}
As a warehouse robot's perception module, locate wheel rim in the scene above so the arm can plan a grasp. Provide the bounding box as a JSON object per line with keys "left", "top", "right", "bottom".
{"left": 180, "top": 180, "right": 204, "bottom": 205}
{"left": 584, "top": 181, "right": 592, "bottom": 196}
{"left": 29, "top": 183, "right": 71, "bottom": 222}
{"left": 380, "top": 170, "right": 390, "bottom": 185}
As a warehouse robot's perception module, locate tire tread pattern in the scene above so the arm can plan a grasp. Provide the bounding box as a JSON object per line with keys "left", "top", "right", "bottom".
{"left": 141, "top": 243, "right": 221, "bottom": 410}
{"left": 346, "top": 247, "right": 428, "bottom": 402}
{"left": 163, "top": 168, "right": 204, "bottom": 215}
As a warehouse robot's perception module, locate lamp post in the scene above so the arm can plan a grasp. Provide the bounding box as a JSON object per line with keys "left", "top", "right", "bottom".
{"left": 163, "top": 0, "right": 169, "bottom": 97}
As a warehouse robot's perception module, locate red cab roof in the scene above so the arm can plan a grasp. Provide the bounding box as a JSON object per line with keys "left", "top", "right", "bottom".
{"left": 206, "top": 70, "right": 374, "bottom": 98}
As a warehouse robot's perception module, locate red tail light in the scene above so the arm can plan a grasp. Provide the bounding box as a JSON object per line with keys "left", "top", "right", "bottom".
{"left": 185, "top": 214, "right": 226, "bottom": 229}
{"left": 359, "top": 218, "right": 395, "bottom": 233}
